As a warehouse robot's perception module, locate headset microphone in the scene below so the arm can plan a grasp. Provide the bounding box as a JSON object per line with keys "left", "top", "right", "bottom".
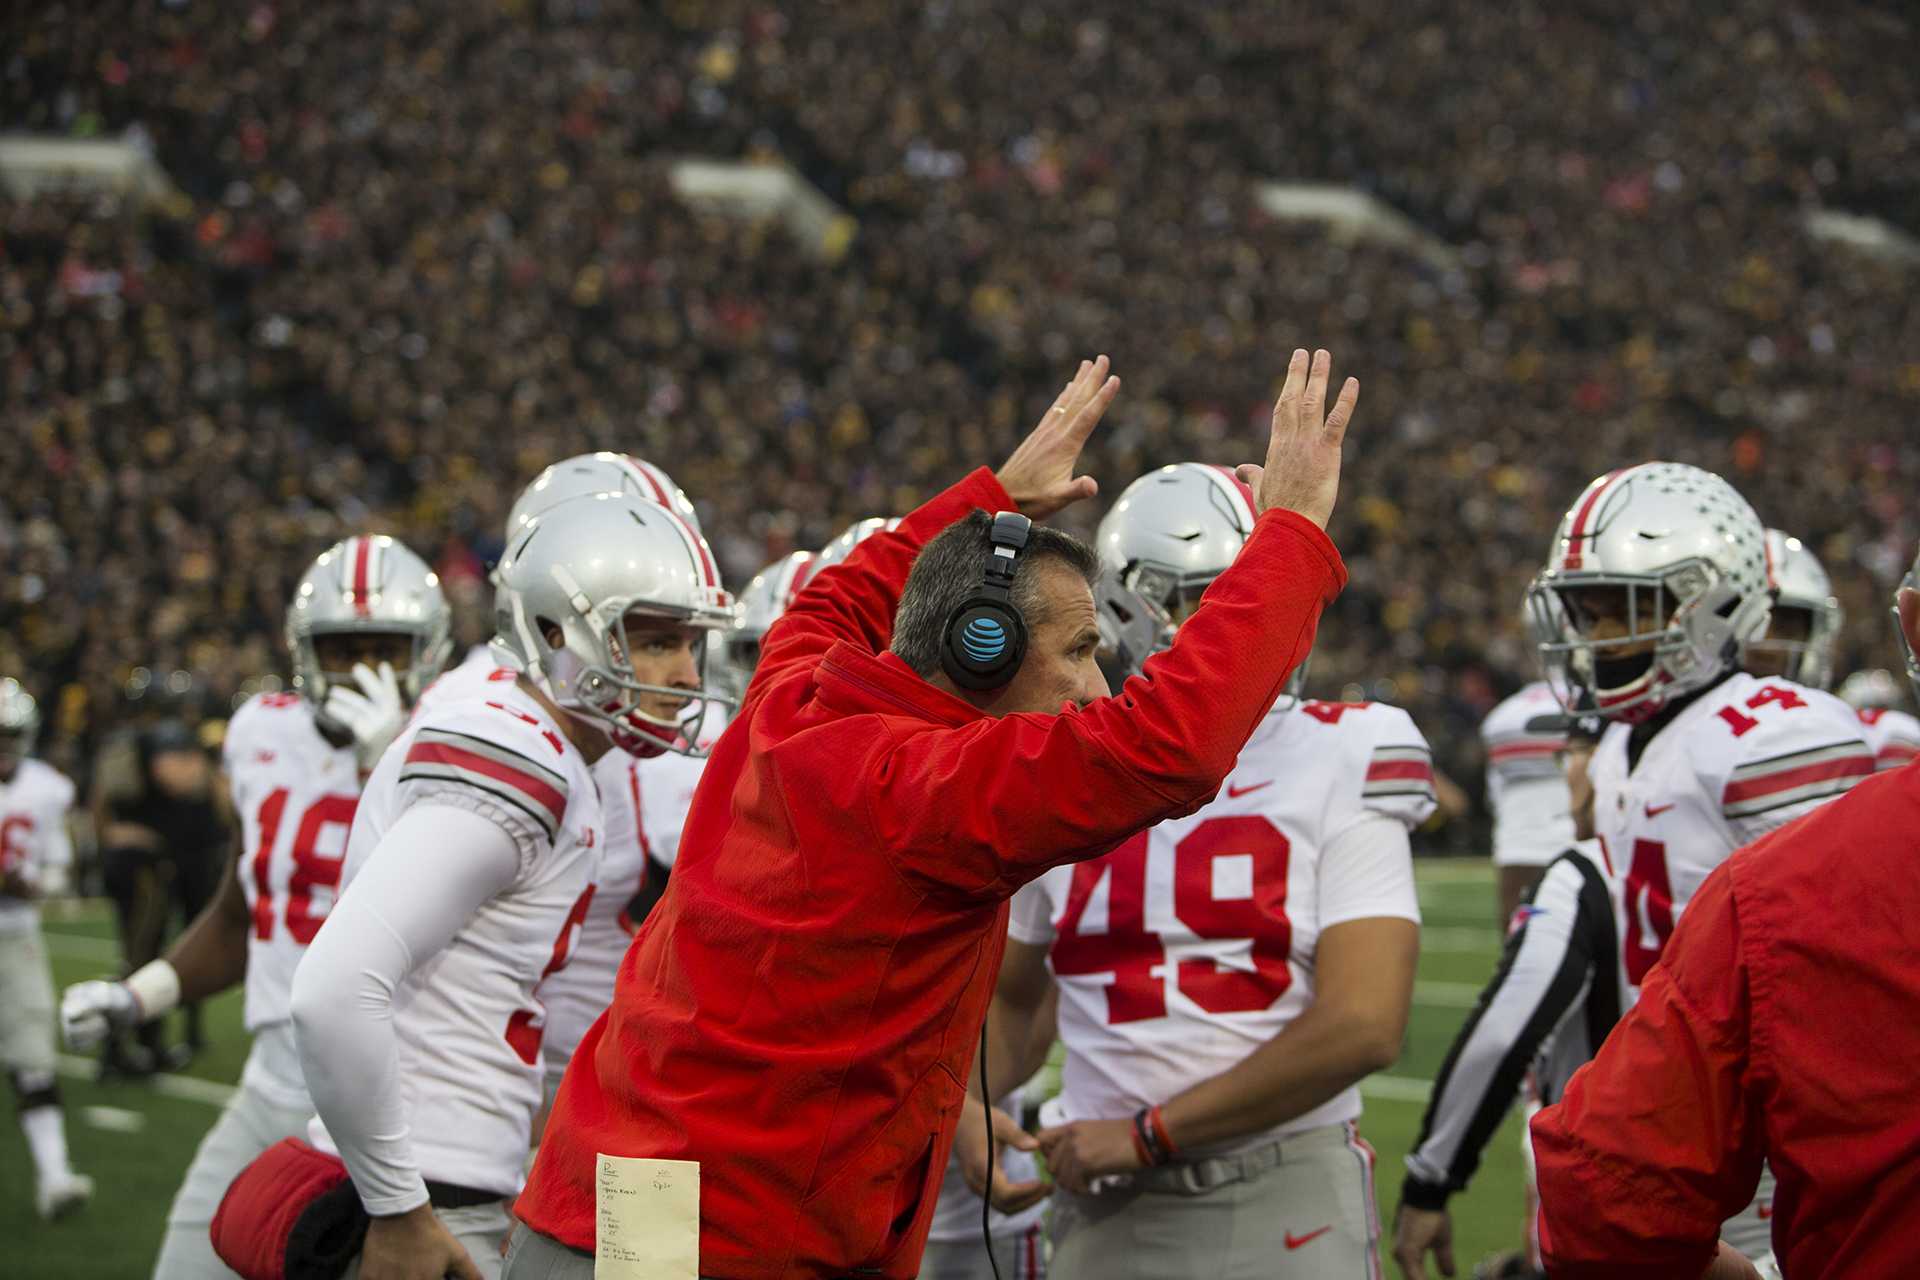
{"left": 939, "top": 512, "right": 1032, "bottom": 691}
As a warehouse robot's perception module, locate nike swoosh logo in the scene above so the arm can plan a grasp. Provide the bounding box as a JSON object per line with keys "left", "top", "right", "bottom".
{"left": 1226, "top": 780, "right": 1272, "bottom": 798}
{"left": 1645, "top": 802, "right": 1677, "bottom": 818}
{"left": 1285, "top": 1225, "right": 1332, "bottom": 1250}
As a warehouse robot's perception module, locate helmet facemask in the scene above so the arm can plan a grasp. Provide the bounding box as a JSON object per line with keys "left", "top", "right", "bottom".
{"left": 1530, "top": 559, "right": 1754, "bottom": 723}
{"left": 296, "top": 627, "right": 446, "bottom": 707}
{"left": 513, "top": 593, "right": 732, "bottom": 760}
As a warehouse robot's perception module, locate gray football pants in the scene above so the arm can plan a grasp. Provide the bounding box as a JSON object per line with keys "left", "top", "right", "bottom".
{"left": 1048, "top": 1122, "right": 1383, "bottom": 1280}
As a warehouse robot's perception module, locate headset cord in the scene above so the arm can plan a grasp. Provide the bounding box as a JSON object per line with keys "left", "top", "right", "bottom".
{"left": 980, "top": 1022, "right": 1005, "bottom": 1280}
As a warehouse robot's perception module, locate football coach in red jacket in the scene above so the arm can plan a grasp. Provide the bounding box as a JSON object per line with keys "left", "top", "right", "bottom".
{"left": 508, "top": 349, "right": 1361, "bottom": 1280}
{"left": 1528, "top": 570, "right": 1920, "bottom": 1279}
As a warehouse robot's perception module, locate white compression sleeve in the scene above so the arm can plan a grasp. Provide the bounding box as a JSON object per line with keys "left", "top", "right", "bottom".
{"left": 289, "top": 804, "right": 519, "bottom": 1215}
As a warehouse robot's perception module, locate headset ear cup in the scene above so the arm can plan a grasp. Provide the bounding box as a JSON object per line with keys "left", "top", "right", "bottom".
{"left": 940, "top": 597, "right": 1029, "bottom": 691}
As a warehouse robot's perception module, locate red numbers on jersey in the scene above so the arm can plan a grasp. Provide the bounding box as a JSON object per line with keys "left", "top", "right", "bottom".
{"left": 0, "top": 815, "right": 34, "bottom": 875}
{"left": 1301, "top": 700, "right": 1369, "bottom": 725}
{"left": 485, "top": 701, "right": 565, "bottom": 755}
{"left": 1621, "top": 837, "right": 1675, "bottom": 985}
{"left": 504, "top": 884, "right": 597, "bottom": 1065}
{"left": 1715, "top": 684, "right": 1807, "bottom": 737}
{"left": 251, "top": 789, "right": 358, "bottom": 945}
{"left": 1049, "top": 816, "right": 1294, "bottom": 1024}
{"left": 258, "top": 692, "right": 303, "bottom": 709}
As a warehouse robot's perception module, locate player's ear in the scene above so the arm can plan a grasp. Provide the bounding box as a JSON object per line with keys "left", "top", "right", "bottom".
{"left": 539, "top": 618, "right": 565, "bottom": 649}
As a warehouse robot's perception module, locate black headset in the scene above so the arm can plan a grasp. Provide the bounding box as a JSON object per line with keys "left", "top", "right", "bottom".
{"left": 939, "top": 511, "right": 1032, "bottom": 691}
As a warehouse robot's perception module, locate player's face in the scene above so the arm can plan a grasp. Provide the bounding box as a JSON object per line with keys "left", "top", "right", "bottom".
{"left": 1559, "top": 584, "right": 1663, "bottom": 656}
{"left": 1744, "top": 605, "right": 1812, "bottom": 680}
{"left": 620, "top": 612, "right": 704, "bottom": 724}
{"left": 1563, "top": 739, "right": 1597, "bottom": 841}
{"left": 991, "top": 562, "right": 1110, "bottom": 716}
{"left": 313, "top": 631, "right": 416, "bottom": 681}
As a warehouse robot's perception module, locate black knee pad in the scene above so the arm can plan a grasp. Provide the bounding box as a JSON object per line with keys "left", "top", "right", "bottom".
{"left": 9, "top": 1068, "right": 60, "bottom": 1112}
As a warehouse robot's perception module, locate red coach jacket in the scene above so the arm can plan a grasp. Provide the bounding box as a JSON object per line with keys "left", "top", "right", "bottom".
{"left": 1531, "top": 761, "right": 1920, "bottom": 1279}
{"left": 517, "top": 467, "right": 1347, "bottom": 1278}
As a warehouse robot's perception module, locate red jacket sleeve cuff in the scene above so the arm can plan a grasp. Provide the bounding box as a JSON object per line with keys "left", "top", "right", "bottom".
{"left": 1247, "top": 508, "right": 1349, "bottom": 601}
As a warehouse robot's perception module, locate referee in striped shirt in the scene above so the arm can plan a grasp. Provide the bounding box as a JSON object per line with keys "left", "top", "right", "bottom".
{"left": 1392, "top": 710, "right": 1619, "bottom": 1280}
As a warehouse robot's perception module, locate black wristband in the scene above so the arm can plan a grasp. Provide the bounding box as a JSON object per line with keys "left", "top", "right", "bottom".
{"left": 1399, "top": 1175, "right": 1452, "bottom": 1212}
{"left": 1132, "top": 1107, "right": 1168, "bottom": 1166}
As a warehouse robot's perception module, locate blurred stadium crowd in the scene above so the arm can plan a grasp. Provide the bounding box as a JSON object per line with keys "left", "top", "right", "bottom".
{"left": 4, "top": 1, "right": 1917, "bottom": 849}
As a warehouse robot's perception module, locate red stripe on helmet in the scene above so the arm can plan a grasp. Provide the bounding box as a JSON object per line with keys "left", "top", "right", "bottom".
{"left": 624, "top": 455, "right": 673, "bottom": 507}
{"left": 1561, "top": 468, "right": 1632, "bottom": 571}
{"left": 660, "top": 505, "right": 720, "bottom": 590}
{"left": 351, "top": 537, "right": 372, "bottom": 617}
{"left": 1203, "top": 463, "right": 1259, "bottom": 532}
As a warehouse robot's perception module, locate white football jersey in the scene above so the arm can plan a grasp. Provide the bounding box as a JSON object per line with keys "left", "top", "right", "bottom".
{"left": 1010, "top": 700, "right": 1432, "bottom": 1155}
{"left": 313, "top": 679, "right": 601, "bottom": 1195}
{"left": 541, "top": 702, "right": 727, "bottom": 1083}
{"left": 1481, "top": 681, "right": 1574, "bottom": 869}
{"left": 1591, "top": 671, "right": 1872, "bottom": 1002}
{"left": 0, "top": 759, "right": 76, "bottom": 935}
{"left": 1855, "top": 705, "right": 1920, "bottom": 773}
{"left": 223, "top": 691, "right": 364, "bottom": 1106}
{"left": 541, "top": 748, "right": 648, "bottom": 1084}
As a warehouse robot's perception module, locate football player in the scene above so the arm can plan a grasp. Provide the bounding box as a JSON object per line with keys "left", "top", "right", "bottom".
{"left": 1528, "top": 463, "right": 1874, "bottom": 1263}
{"left": 0, "top": 679, "right": 92, "bottom": 1220}
{"left": 61, "top": 535, "right": 450, "bottom": 1278}
{"left": 967, "top": 463, "right": 1432, "bottom": 1279}
{"left": 238, "top": 493, "right": 732, "bottom": 1280}
{"left": 437, "top": 454, "right": 730, "bottom": 1106}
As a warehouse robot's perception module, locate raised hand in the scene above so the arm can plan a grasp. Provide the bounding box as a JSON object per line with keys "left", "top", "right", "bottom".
{"left": 1234, "top": 348, "right": 1359, "bottom": 530}
{"left": 995, "top": 355, "right": 1121, "bottom": 520}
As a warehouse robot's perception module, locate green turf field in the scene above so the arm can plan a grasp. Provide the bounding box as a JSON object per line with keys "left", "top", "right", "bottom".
{"left": 7, "top": 860, "right": 1528, "bottom": 1278}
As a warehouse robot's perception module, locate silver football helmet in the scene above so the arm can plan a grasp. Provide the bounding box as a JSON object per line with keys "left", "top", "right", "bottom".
{"left": 1094, "top": 463, "right": 1310, "bottom": 701}
{"left": 1746, "top": 530, "right": 1841, "bottom": 689}
{"left": 492, "top": 493, "right": 735, "bottom": 757}
{"left": 1837, "top": 668, "right": 1907, "bottom": 712}
{"left": 286, "top": 535, "right": 454, "bottom": 704}
{"left": 1528, "top": 463, "right": 1772, "bottom": 722}
{"left": 0, "top": 679, "right": 40, "bottom": 767}
{"left": 813, "top": 517, "right": 901, "bottom": 572}
{"left": 506, "top": 453, "right": 701, "bottom": 540}
{"left": 721, "top": 550, "right": 818, "bottom": 685}
{"left": 1096, "top": 463, "right": 1258, "bottom": 627}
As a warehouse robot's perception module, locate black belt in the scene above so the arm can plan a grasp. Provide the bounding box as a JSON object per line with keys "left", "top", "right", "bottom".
{"left": 426, "top": 1181, "right": 503, "bottom": 1209}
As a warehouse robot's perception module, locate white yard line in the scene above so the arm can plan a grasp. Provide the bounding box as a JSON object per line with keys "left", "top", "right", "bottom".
{"left": 1413, "top": 979, "right": 1482, "bottom": 1008}
{"left": 56, "top": 1054, "right": 238, "bottom": 1109}
{"left": 1359, "top": 1075, "right": 1434, "bottom": 1104}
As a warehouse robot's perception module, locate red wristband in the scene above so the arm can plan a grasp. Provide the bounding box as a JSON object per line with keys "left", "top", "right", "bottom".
{"left": 1147, "top": 1105, "right": 1179, "bottom": 1160}
{"left": 1128, "top": 1117, "right": 1155, "bottom": 1167}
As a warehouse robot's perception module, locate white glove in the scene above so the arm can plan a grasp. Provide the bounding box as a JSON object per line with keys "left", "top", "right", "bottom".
{"left": 61, "top": 980, "right": 139, "bottom": 1051}
{"left": 322, "top": 661, "right": 408, "bottom": 773}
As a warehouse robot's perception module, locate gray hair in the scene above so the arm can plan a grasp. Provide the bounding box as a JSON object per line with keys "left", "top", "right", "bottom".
{"left": 891, "top": 510, "right": 1101, "bottom": 678}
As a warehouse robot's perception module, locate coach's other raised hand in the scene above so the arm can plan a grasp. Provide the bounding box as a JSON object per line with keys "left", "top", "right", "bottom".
{"left": 1235, "top": 348, "right": 1359, "bottom": 531}
{"left": 995, "top": 355, "right": 1120, "bottom": 520}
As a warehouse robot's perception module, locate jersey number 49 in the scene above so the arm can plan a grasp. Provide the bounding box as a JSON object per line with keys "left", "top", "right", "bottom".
{"left": 1050, "top": 816, "right": 1293, "bottom": 1024}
